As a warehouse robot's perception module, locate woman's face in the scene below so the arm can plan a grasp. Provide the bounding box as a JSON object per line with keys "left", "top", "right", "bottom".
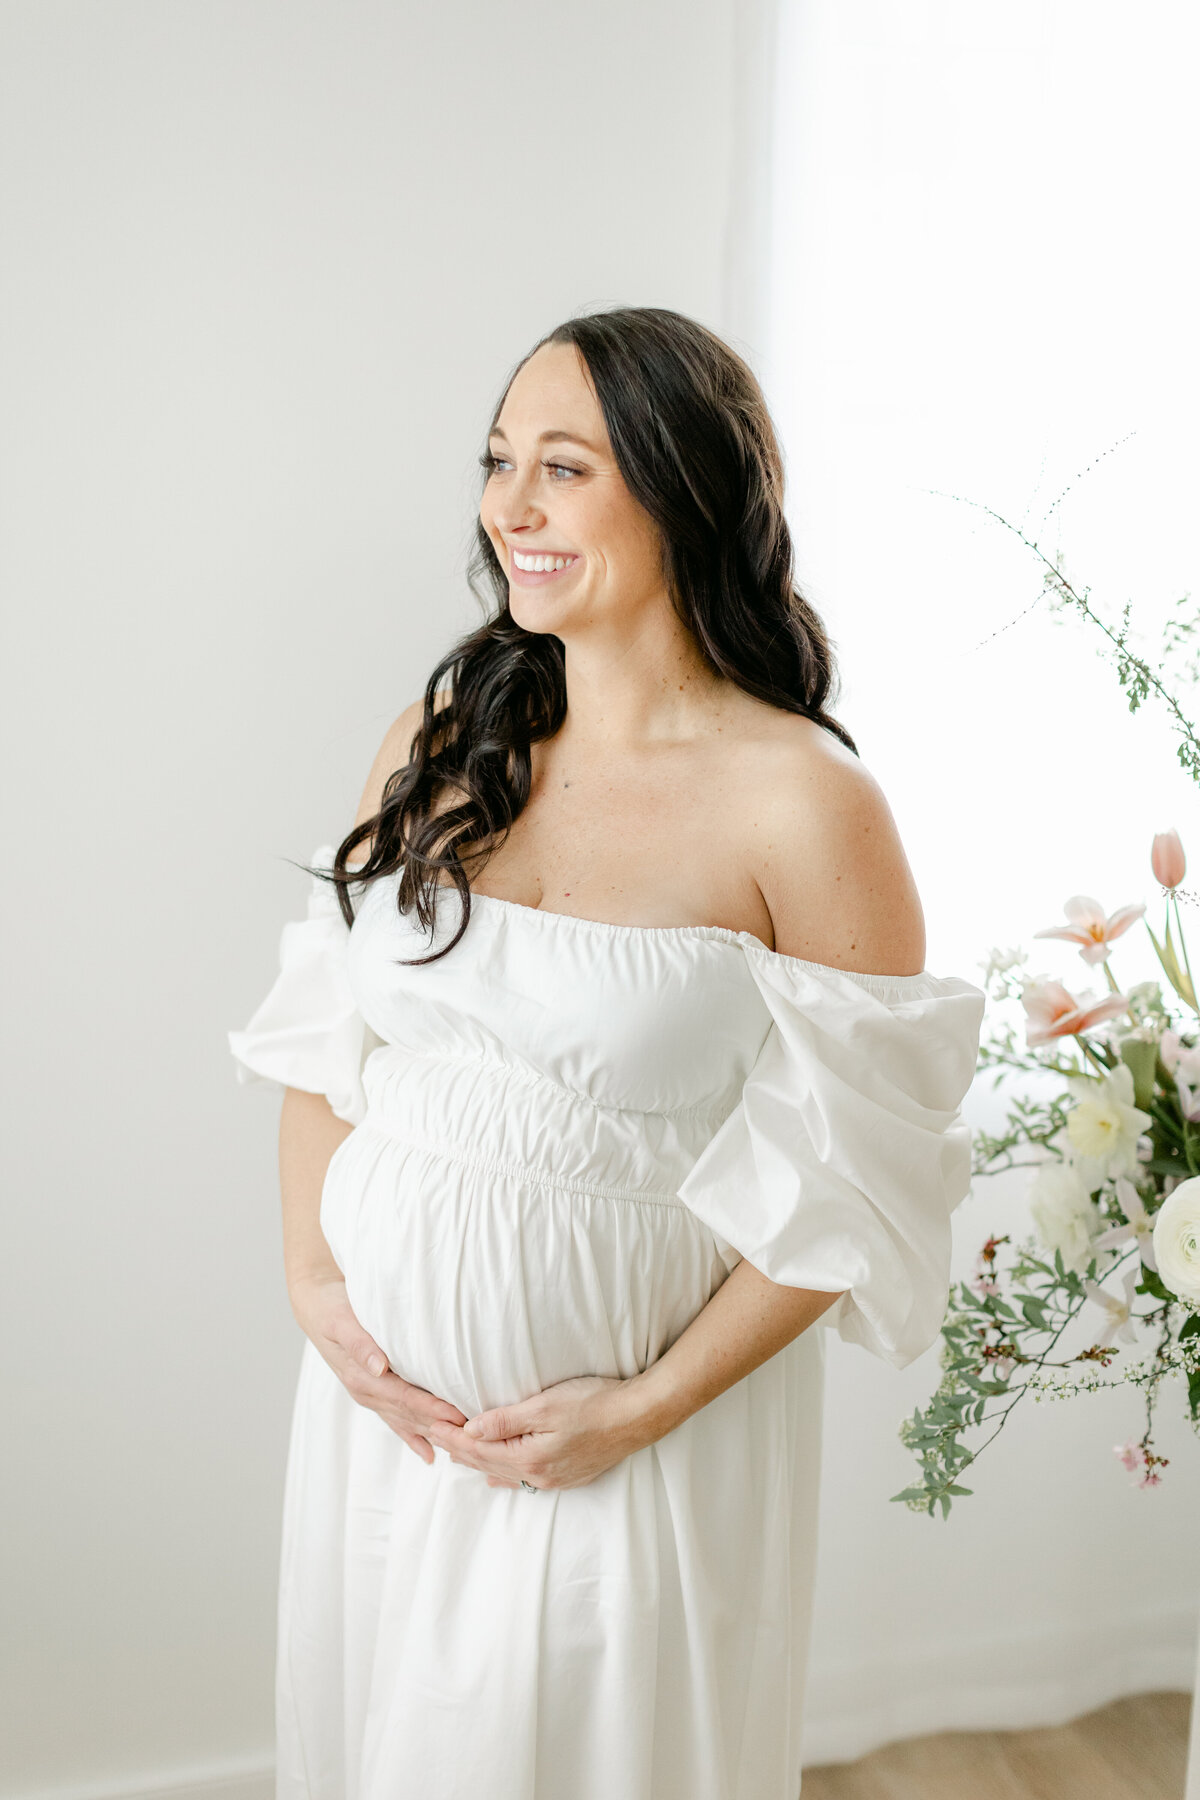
{"left": 479, "top": 340, "right": 667, "bottom": 635}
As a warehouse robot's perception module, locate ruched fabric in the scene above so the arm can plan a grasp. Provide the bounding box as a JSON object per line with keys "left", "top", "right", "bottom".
{"left": 229, "top": 851, "right": 985, "bottom": 1800}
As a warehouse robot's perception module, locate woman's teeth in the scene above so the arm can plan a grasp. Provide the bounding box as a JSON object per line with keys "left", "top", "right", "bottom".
{"left": 512, "top": 551, "right": 577, "bottom": 572}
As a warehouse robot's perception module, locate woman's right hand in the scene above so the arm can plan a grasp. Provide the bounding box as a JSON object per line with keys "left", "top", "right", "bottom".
{"left": 290, "top": 1272, "right": 467, "bottom": 1462}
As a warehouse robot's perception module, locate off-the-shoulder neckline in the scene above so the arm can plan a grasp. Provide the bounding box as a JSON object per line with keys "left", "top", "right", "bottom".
{"left": 339, "top": 854, "right": 951, "bottom": 992}
{"left": 438, "top": 882, "right": 943, "bottom": 993}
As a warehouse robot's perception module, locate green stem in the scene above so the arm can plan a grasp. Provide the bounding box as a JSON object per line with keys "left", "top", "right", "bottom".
{"left": 1171, "top": 890, "right": 1199, "bottom": 1015}
{"left": 1076, "top": 1035, "right": 1112, "bottom": 1075}
{"left": 1183, "top": 1117, "right": 1200, "bottom": 1178}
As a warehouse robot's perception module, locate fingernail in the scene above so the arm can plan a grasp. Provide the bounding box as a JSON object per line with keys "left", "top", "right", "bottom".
{"left": 464, "top": 1419, "right": 484, "bottom": 1437}
{"left": 367, "top": 1354, "right": 386, "bottom": 1376}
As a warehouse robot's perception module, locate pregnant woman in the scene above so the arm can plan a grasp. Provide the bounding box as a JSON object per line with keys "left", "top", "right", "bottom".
{"left": 229, "top": 305, "right": 986, "bottom": 1799}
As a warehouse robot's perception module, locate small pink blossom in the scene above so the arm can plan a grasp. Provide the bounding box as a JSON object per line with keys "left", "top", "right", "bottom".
{"left": 1113, "top": 1437, "right": 1169, "bottom": 1486}
{"left": 1033, "top": 894, "right": 1147, "bottom": 965}
{"left": 1021, "top": 977, "right": 1131, "bottom": 1047}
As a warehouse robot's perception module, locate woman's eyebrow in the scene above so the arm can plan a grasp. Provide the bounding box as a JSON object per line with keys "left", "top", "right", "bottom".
{"left": 488, "top": 426, "right": 603, "bottom": 454}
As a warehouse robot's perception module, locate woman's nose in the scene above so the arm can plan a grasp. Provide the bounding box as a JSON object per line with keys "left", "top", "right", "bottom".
{"left": 491, "top": 465, "right": 545, "bottom": 532}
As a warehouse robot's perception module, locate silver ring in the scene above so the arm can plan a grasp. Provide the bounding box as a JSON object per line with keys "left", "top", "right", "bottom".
{"left": 520, "top": 1479, "right": 537, "bottom": 1493}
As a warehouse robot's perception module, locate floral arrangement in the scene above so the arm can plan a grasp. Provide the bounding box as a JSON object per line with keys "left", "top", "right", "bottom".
{"left": 893, "top": 831, "right": 1200, "bottom": 1518}
{"left": 894, "top": 476, "right": 1200, "bottom": 1518}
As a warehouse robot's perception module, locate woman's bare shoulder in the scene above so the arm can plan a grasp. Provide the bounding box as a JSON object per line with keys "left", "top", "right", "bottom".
{"left": 739, "top": 709, "right": 927, "bottom": 975}
{"left": 353, "top": 687, "right": 453, "bottom": 833}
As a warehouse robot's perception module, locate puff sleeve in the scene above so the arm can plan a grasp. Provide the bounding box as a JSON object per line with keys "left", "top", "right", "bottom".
{"left": 227, "top": 844, "right": 382, "bottom": 1127}
{"left": 676, "top": 947, "right": 986, "bottom": 1369}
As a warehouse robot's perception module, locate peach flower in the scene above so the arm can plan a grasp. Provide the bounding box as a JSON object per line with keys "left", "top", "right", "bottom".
{"left": 1020, "top": 976, "right": 1131, "bottom": 1047}
{"left": 1033, "top": 895, "right": 1146, "bottom": 964}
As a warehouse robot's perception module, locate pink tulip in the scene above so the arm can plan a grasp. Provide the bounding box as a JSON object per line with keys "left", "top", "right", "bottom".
{"left": 1021, "top": 977, "right": 1131, "bottom": 1046}
{"left": 1032, "top": 894, "right": 1146, "bottom": 964}
{"left": 1151, "top": 828, "right": 1186, "bottom": 890}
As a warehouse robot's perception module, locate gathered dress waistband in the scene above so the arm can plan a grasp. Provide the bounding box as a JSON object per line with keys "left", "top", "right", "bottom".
{"left": 359, "top": 1043, "right": 735, "bottom": 1206}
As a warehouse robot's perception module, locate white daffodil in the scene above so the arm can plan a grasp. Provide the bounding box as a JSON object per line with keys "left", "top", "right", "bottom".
{"left": 1081, "top": 1266, "right": 1140, "bottom": 1348}
{"left": 1092, "top": 1176, "right": 1159, "bottom": 1272}
{"left": 1028, "top": 1159, "right": 1102, "bottom": 1271}
{"left": 1064, "top": 1062, "right": 1154, "bottom": 1178}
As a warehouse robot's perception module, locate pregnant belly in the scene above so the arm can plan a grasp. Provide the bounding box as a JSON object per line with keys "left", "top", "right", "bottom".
{"left": 319, "top": 1121, "right": 737, "bottom": 1417}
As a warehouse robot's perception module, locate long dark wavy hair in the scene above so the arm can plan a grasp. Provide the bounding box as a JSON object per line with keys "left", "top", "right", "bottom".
{"left": 315, "top": 305, "right": 857, "bottom": 965}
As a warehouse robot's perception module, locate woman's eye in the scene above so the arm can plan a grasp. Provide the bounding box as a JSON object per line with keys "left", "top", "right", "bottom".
{"left": 478, "top": 453, "right": 582, "bottom": 481}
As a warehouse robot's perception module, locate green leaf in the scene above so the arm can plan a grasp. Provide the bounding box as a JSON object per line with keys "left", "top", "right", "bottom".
{"left": 1119, "top": 1036, "right": 1158, "bottom": 1111}
{"left": 889, "top": 1487, "right": 932, "bottom": 1504}
{"left": 1179, "top": 1312, "right": 1200, "bottom": 1341}
{"left": 1147, "top": 913, "right": 1198, "bottom": 1010}
{"left": 1188, "top": 1367, "right": 1200, "bottom": 1422}
{"left": 1136, "top": 1267, "right": 1175, "bottom": 1303}
{"left": 946, "top": 1484, "right": 974, "bottom": 1496}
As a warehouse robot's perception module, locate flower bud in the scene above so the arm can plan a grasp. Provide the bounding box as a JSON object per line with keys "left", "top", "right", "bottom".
{"left": 1151, "top": 828, "right": 1186, "bottom": 890}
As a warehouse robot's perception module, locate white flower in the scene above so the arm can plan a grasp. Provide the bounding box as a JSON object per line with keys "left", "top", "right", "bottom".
{"left": 1151, "top": 1176, "right": 1200, "bottom": 1305}
{"left": 1081, "top": 1266, "right": 1140, "bottom": 1347}
{"left": 1092, "top": 1175, "right": 1159, "bottom": 1272}
{"left": 1064, "top": 1062, "right": 1154, "bottom": 1178}
{"left": 1029, "top": 1160, "right": 1102, "bottom": 1271}
{"left": 979, "top": 945, "right": 1027, "bottom": 998}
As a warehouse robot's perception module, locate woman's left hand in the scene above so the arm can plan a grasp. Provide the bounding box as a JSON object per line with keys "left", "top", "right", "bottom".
{"left": 426, "top": 1374, "right": 650, "bottom": 1490}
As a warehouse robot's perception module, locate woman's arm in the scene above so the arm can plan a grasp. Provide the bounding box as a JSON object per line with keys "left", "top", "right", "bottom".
{"left": 279, "top": 1086, "right": 354, "bottom": 1301}
{"left": 623, "top": 1261, "right": 845, "bottom": 1440}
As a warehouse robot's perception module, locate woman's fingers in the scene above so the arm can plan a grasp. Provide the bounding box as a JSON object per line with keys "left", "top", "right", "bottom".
{"left": 392, "top": 1374, "right": 467, "bottom": 1427}
{"left": 463, "top": 1400, "right": 539, "bottom": 1442}
{"left": 399, "top": 1431, "right": 436, "bottom": 1464}
{"left": 318, "top": 1294, "right": 389, "bottom": 1379}
{"left": 431, "top": 1420, "right": 542, "bottom": 1481}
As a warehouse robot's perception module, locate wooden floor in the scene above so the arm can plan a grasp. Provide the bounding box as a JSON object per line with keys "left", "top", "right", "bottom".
{"left": 801, "top": 1691, "right": 1191, "bottom": 1800}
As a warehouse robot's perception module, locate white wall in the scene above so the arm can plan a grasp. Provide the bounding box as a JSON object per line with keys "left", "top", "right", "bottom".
{"left": 766, "top": 0, "right": 1200, "bottom": 1764}
{"left": 0, "top": 4, "right": 751, "bottom": 1792}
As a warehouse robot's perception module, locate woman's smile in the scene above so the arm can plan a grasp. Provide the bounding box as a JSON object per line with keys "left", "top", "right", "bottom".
{"left": 508, "top": 548, "right": 582, "bottom": 586}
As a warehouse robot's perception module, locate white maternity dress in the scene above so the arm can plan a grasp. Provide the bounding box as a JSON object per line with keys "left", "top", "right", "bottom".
{"left": 229, "top": 845, "right": 985, "bottom": 1800}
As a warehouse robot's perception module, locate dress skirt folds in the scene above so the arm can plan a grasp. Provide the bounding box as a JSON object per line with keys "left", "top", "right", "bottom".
{"left": 229, "top": 848, "right": 986, "bottom": 1800}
